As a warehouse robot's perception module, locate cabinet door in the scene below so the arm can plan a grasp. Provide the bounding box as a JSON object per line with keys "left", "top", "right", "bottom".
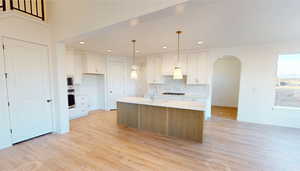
{"left": 82, "top": 54, "right": 92, "bottom": 74}
{"left": 154, "top": 56, "right": 164, "bottom": 84}
{"left": 187, "top": 55, "right": 198, "bottom": 84}
{"left": 146, "top": 56, "right": 155, "bottom": 84}
{"left": 89, "top": 56, "right": 98, "bottom": 74}
{"left": 162, "top": 55, "right": 176, "bottom": 75}
{"left": 197, "top": 53, "right": 209, "bottom": 84}
{"left": 147, "top": 56, "right": 163, "bottom": 84}
{"left": 187, "top": 53, "right": 209, "bottom": 85}
{"left": 83, "top": 53, "right": 105, "bottom": 74}
{"left": 65, "top": 50, "right": 75, "bottom": 76}
{"left": 73, "top": 52, "right": 83, "bottom": 84}
{"left": 180, "top": 55, "right": 187, "bottom": 75}
{"left": 95, "top": 56, "right": 106, "bottom": 74}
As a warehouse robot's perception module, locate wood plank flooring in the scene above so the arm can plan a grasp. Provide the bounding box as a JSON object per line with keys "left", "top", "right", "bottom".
{"left": 0, "top": 110, "right": 300, "bottom": 171}
{"left": 211, "top": 106, "right": 238, "bottom": 120}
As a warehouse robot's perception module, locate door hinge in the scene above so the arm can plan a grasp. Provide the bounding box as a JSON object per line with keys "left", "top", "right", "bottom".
{"left": 7, "top": 102, "right": 10, "bottom": 107}
{"left": 10, "top": 129, "right": 12, "bottom": 134}
{"left": 2, "top": 44, "right": 4, "bottom": 50}
{"left": 4, "top": 73, "right": 8, "bottom": 79}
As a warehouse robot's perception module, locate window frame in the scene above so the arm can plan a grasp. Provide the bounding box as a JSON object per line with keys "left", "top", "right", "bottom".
{"left": 274, "top": 52, "right": 300, "bottom": 109}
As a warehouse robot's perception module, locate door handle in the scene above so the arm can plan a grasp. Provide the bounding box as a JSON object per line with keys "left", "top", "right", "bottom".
{"left": 110, "top": 91, "right": 112, "bottom": 93}
{"left": 46, "top": 99, "right": 52, "bottom": 103}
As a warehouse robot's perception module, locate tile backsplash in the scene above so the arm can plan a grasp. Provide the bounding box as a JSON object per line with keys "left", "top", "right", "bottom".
{"left": 147, "top": 76, "right": 209, "bottom": 99}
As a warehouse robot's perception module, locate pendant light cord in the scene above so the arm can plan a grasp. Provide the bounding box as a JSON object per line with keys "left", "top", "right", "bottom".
{"left": 176, "top": 31, "right": 182, "bottom": 65}
{"left": 178, "top": 32, "right": 179, "bottom": 63}
{"left": 132, "top": 40, "right": 136, "bottom": 66}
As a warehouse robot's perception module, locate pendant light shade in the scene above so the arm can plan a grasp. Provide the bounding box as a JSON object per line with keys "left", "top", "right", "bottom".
{"left": 173, "top": 66, "right": 183, "bottom": 79}
{"left": 130, "top": 69, "right": 138, "bottom": 79}
{"left": 130, "top": 40, "right": 138, "bottom": 80}
{"left": 173, "top": 31, "right": 183, "bottom": 80}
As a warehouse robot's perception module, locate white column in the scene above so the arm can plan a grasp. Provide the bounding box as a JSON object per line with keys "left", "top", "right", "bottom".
{"left": 52, "top": 42, "right": 69, "bottom": 133}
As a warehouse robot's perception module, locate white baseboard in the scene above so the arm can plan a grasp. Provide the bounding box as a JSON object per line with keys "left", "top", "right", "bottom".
{"left": 0, "top": 144, "right": 12, "bottom": 151}
{"left": 69, "top": 112, "right": 88, "bottom": 120}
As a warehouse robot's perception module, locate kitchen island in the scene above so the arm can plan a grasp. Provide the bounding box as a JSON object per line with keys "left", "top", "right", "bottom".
{"left": 117, "top": 97, "right": 206, "bottom": 142}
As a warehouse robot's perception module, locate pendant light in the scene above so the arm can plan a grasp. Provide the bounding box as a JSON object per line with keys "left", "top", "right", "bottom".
{"left": 130, "top": 40, "right": 138, "bottom": 80}
{"left": 173, "top": 31, "right": 183, "bottom": 80}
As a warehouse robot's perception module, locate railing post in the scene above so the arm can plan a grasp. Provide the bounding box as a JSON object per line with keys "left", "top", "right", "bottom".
{"left": 41, "top": 0, "right": 45, "bottom": 20}
{"left": 9, "top": 0, "right": 13, "bottom": 10}
{"left": 2, "top": 0, "right": 6, "bottom": 11}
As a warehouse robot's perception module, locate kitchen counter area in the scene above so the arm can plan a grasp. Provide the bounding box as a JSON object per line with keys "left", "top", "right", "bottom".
{"left": 117, "top": 97, "right": 206, "bottom": 142}
{"left": 117, "top": 97, "right": 207, "bottom": 112}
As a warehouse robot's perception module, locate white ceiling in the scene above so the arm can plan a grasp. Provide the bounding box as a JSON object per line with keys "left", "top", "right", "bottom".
{"left": 66, "top": 0, "right": 300, "bottom": 57}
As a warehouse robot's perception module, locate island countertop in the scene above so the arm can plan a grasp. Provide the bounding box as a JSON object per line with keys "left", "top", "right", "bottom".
{"left": 117, "top": 97, "right": 207, "bottom": 112}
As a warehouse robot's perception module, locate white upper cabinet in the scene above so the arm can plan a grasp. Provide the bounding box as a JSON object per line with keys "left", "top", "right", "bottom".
{"left": 65, "top": 49, "right": 83, "bottom": 84}
{"left": 162, "top": 54, "right": 187, "bottom": 76}
{"left": 146, "top": 56, "right": 164, "bottom": 84}
{"left": 65, "top": 49, "right": 75, "bottom": 76}
{"left": 73, "top": 51, "right": 83, "bottom": 85}
{"left": 82, "top": 53, "right": 106, "bottom": 75}
{"left": 187, "top": 52, "right": 209, "bottom": 85}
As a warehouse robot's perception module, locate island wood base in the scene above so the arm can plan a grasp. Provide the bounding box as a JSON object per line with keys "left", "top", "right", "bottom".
{"left": 117, "top": 102, "right": 204, "bottom": 142}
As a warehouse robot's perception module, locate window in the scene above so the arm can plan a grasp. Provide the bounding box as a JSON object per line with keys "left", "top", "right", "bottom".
{"left": 275, "top": 54, "right": 300, "bottom": 108}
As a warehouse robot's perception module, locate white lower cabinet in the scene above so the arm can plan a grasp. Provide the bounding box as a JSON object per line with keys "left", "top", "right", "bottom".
{"left": 146, "top": 56, "right": 164, "bottom": 84}
{"left": 69, "top": 95, "right": 89, "bottom": 120}
{"left": 187, "top": 52, "right": 209, "bottom": 85}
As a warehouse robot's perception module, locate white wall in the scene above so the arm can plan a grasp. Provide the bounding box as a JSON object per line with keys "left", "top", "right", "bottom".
{"left": 208, "top": 41, "right": 300, "bottom": 129}
{"left": 212, "top": 57, "right": 241, "bottom": 107}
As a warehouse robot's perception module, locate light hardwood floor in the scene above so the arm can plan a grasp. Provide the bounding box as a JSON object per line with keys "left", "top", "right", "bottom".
{"left": 211, "top": 106, "right": 238, "bottom": 120}
{"left": 0, "top": 111, "right": 300, "bottom": 171}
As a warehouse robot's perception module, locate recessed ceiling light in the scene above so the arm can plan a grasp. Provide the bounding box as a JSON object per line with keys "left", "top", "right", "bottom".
{"left": 129, "top": 18, "right": 139, "bottom": 27}
{"left": 197, "top": 41, "right": 204, "bottom": 45}
{"left": 175, "top": 4, "right": 185, "bottom": 14}
{"left": 163, "top": 46, "right": 167, "bottom": 49}
{"left": 79, "top": 41, "right": 85, "bottom": 45}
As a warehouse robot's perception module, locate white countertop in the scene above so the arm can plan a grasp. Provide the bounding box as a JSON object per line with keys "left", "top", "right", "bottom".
{"left": 117, "top": 97, "right": 207, "bottom": 111}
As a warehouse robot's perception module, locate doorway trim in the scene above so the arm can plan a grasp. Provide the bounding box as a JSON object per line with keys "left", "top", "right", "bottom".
{"left": 105, "top": 56, "right": 128, "bottom": 110}
{"left": 210, "top": 55, "right": 242, "bottom": 120}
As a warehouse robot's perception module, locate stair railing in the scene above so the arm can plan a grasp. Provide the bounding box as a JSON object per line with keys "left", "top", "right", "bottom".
{"left": 9, "top": 0, "right": 45, "bottom": 20}
{"left": 0, "top": 0, "right": 6, "bottom": 11}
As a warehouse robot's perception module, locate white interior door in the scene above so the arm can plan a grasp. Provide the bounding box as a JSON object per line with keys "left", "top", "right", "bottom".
{"left": 107, "top": 61, "right": 126, "bottom": 110}
{"left": 4, "top": 38, "right": 53, "bottom": 144}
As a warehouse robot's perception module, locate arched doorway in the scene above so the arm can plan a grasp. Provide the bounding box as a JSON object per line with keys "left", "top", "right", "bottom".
{"left": 211, "top": 56, "right": 241, "bottom": 120}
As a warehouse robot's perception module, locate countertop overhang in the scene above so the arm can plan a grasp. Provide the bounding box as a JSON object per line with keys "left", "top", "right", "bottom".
{"left": 117, "top": 97, "right": 207, "bottom": 111}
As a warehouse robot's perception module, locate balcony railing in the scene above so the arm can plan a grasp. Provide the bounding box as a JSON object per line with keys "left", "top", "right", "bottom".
{"left": 0, "top": 0, "right": 6, "bottom": 11}
{"left": 1, "top": 0, "right": 44, "bottom": 20}
{"left": 10, "top": 0, "right": 45, "bottom": 20}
